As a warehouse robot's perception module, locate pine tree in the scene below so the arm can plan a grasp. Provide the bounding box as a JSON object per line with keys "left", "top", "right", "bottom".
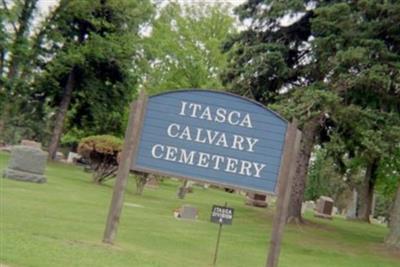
{"left": 222, "top": 0, "right": 400, "bottom": 229}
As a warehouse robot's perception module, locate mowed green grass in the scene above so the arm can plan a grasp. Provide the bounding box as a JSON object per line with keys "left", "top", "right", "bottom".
{"left": 0, "top": 152, "right": 399, "bottom": 267}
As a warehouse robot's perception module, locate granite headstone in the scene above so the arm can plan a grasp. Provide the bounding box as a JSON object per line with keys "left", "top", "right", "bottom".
{"left": 3, "top": 145, "right": 47, "bottom": 183}
{"left": 179, "top": 205, "right": 198, "bottom": 220}
{"left": 314, "top": 196, "right": 334, "bottom": 219}
{"left": 246, "top": 193, "right": 268, "bottom": 208}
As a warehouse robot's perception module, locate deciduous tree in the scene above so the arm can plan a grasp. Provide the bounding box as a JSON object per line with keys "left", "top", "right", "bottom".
{"left": 0, "top": 0, "right": 39, "bottom": 138}
{"left": 141, "top": 2, "right": 236, "bottom": 94}
{"left": 21, "top": 0, "right": 152, "bottom": 159}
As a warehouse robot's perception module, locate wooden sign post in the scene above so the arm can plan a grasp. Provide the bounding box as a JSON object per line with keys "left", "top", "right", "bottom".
{"left": 103, "top": 89, "right": 147, "bottom": 244}
{"left": 266, "top": 121, "right": 301, "bottom": 267}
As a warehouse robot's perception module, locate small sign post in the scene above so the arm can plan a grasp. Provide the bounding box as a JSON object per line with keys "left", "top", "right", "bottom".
{"left": 210, "top": 203, "right": 234, "bottom": 267}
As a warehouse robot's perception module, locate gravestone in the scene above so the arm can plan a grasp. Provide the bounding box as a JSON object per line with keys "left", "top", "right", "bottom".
{"left": 145, "top": 174, "right": 159, "bottom": 188}
{"left": 377, "top": 216, "right": 387, "bottom": 225}
{"left": 332, "top": 206, "right": 338, "bottom": 215}
{"left": 0, "top": 145, "right": 11, "bottom": 152}
{"left": 178, "top": 205, "right": 198, "bottom": 220}
{"left": 246, "top": 193, "right": 268, "bottom": 208}
{"left": 3, "top": 145, "right": 47, "bottom": 183}
{"left": 186, "top": 181, "right": 194, "bottom": 193}
{"left": 55, "top": 151, "right": 65, "bottom": 161}
{"left": 371, "top": 193, "right": 377, "bottom": 218}
{"left": 301, "top": 200, "right": 316, "bottom": 214}
{"left": 314, "top": 196, "right": 334, "bottom": 219}
{"left": 20, "top": 139, "right": 42, "bottom": 149}
{"left": 301, "top": 203, "right": 306, "bottom": 215}
{"left": 177, "top": 180, "right": 193, "bottom": 199}
{"left": 67, "top": 152, "right": 81, "bottom": 163}
{"left": 346, "top": 189, "right": 358, "bottom": 219}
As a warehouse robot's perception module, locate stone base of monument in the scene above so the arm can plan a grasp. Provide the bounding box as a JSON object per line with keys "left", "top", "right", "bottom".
{"left": 3, "top": 168, "right": 46, "bottom": 183}
{"left": 245, "top": 193, "right": 268, "bottom": 208}
{"left": 314, "top": 212, "right": 333, "bottom": 220}
{"left": 145, "top": 175, "right": 160, "bottom": 188}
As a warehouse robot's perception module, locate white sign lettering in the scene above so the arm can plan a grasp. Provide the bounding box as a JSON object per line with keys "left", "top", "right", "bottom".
{"left": 151, "top": 101, "right": 266, "bottom": 179}
{"left": 150, "top": 144, "right": 266, "bottom": 178}
{"left": 179, "top": 101, "right": 253, "bottom": 128}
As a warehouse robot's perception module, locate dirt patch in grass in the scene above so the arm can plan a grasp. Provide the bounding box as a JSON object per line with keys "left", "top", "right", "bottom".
{"left": 371, "top": 243, "right": 400, "bottom": 261}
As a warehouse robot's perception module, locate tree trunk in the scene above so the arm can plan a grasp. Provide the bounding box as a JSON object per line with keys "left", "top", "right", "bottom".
{"left": 0, "top": 111, "right": 5, "bottom": 137}
{"left": 48, "top": 69, "right": 76, "bottom": 160}
{"left": 0, "top": 50, "right": 4, "bottom": 77}
{"left": 6, "top": 0, "right": 38, "bottom": 80}
{"left": 287, "top": 116, "right": 321, "bottom": 223}
{"left": 0, "top": 121, "right": 4, "bottom": 138}
{"left": 385, "top": 184, "right": 400, "bottom": 249}
{"left": 0, "top": 105, "right": 11, "bottom": 139}
{"left": 357, "top": 160, "right": 378, "bottom": 223}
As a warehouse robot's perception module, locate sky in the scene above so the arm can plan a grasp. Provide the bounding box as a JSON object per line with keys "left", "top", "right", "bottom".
{"left": 36, "top": 0, "right": 248, "bottom": 34}
{"left": 34, "top": 0, "right": 303, "bottom": 39}
{"left": 38, "top": 0, "right": 247, "bottom": 13}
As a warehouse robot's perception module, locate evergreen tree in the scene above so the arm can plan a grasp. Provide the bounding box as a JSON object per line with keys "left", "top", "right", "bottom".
{"left": 222, "top": 0, "right": 400, "bottom": 229}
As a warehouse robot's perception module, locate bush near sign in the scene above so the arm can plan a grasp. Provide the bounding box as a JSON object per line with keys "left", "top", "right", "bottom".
{"left": 210, "top": 205, "right": 234, "bottom": 225}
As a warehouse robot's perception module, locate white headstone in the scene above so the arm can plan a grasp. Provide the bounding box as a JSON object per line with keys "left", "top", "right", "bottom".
{"left": 346, "top": 189, "right": 358, "bottom": 219}
{"left": 67, "top": 152, "right": 81, "bottom": 163}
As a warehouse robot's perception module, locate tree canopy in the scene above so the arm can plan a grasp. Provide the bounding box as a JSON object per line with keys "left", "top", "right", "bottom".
{"left": 222, "top": 0, "right": 400, "bottom": 245}
{"left": 140, "top": 2, "right": 236, "bottom": 95}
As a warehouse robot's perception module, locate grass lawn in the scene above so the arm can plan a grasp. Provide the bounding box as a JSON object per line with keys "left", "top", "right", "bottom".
{"left": 1, "top": 151, "right": 399, "bottom": 267}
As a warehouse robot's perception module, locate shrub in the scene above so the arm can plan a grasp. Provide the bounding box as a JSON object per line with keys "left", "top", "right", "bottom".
{"left": 132, "top": 171, "right": 149, "bottom": 195}
{"left": 78, "top": 135, "right": 123, "bottom": 184}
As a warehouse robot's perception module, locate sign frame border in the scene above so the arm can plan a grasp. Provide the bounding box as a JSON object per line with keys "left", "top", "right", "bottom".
{"left": 130, "top": 88, "right": 289, "bottom": 195}
{"left": 103, "top": 89, "right": 303, "bottom": 267}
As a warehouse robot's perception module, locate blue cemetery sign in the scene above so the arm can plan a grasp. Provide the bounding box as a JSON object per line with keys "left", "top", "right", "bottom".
{"left": 131, "top": 90, "right": 288, "bottom": 194}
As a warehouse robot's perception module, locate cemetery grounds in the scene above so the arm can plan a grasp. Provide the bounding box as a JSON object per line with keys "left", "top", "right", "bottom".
{"left": 0, "top": 151, "right": 399, "bottom": 267}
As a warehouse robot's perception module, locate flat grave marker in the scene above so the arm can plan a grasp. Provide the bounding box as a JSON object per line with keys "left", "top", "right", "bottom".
{"left": 179, "top": 205, "right": 198, "bottom": 220}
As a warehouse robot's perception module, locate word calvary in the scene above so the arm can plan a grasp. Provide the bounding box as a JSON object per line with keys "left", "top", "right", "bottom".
{"left": 149, "top": 101, "right": 267, "bottom": 178}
